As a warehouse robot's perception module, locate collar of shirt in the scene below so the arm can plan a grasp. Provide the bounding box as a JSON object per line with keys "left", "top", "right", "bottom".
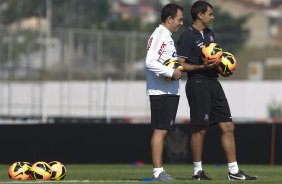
{"left": 188, "top": 25, "right": 209, "bottom": 34}
{"left": 159, "top": 24, "right": 172, "bottom": 36}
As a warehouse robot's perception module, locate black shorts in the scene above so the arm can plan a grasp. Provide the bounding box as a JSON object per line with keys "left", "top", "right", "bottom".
{"left": 186, "top": 77, "right": 232, "bottom": 126}
{"left": 149, "top": 95, "right": 180, "bottom": 131}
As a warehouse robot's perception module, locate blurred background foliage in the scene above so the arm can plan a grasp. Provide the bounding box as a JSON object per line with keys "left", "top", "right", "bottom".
{"left": 0, "top": 0, "right": 281, "bottom": 81}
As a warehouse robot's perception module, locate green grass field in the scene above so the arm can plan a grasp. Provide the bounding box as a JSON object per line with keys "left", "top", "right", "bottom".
{"left": 1, "top": 164, "right": 282, "bottom": 183}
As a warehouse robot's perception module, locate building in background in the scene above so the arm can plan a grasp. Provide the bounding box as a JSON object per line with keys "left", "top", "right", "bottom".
{"left": 217, "top": 0, "right": 282, "bottom": 48}
{"left": 239, "top": 0, "right": 282, "bottom": 7}
{"left": 110, "top": 0, "right": 158, "bottom": 25}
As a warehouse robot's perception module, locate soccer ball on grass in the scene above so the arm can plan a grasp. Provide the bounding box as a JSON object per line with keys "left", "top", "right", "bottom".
{"left": 30, "top": 161, "right": 52, "bottom": 180}
{"left": 49, "top": 161, "right": 66, "bottom": 180}
{"left": 8, "top": 162, "right": 32, "bottom": 180}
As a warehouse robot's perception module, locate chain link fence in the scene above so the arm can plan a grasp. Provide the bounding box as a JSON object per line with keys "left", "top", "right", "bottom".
{"left": 1, "top": 28, "right": 282, "bottom": 81}
{"left": 0, "top": 28, "right": 282, "bottom": 121}
{"left": 0, "top": 28, "right": 150, "bottom": 81}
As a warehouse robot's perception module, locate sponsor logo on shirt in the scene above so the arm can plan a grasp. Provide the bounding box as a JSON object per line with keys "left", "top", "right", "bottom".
{"left": 147, "top": 37, "right": 153, "bottom": 50}
{"left": 172, "top": 52, "right": 177, "bottom": 57}
{"left": 158, "top": 42, "right": 166, "bottom": 55}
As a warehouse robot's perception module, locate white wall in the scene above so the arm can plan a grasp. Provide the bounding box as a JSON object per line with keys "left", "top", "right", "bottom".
{"left": 0, "top": 81, "right": 281, "bottom": 121}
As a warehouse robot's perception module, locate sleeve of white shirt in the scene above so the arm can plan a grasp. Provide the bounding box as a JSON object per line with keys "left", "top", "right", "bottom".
{"left": 145, "top": 38, "right": 174, "bottom": 78}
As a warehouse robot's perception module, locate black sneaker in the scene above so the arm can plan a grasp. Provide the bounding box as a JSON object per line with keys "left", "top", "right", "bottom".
{"left": 192, "top": 170, "right": 212, "bottom": 180}
{"left": 153, "top": 171, "right": 176, "bottom": 182}
{"left": 228, "top": 170, "right": 257, "bottom": 180}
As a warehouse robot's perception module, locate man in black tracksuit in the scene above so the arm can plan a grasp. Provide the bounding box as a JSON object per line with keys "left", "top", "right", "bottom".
{"left": 177, "top": 1, "right": 256, "bottom": 181}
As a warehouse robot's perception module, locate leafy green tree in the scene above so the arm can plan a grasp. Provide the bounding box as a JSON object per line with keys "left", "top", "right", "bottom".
{"left": 107, "top": 17, "right": 142, "bottom": 31}
{"left": 52, "top": 0, "right": 109, "bottom": 29}
{"left": 0, "top": 0, "right": 46, "bottom": 24}
{"left": 0, "top": 0, "right": 110, "bottom": 29}
{"left": 213, "top": 9, "right": 249, "bottom": 53}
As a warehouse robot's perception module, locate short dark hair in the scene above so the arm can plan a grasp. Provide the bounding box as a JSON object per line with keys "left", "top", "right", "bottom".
{"left": 161, "top": 3, "right": 183, "bottom": 23}
{"left": 191, "top": 1, "right": 213, "bottom": 21}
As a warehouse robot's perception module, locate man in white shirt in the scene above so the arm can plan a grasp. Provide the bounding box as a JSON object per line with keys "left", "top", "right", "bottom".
{"left": 145, "top": 3, "right": 183, "bottom": 182}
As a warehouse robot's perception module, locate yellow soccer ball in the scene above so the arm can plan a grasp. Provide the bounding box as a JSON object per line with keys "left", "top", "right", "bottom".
{"left": 163, "top": 58, "right": 183, "bottom": 70}
{"left": 49, "top": 161, "right": 66, "bottom": 180}
{"left": 216, "top": 52, "right": 237, "bottom": 77}
{"left": 30, "top": 161, "right": 52, "bottom": 180}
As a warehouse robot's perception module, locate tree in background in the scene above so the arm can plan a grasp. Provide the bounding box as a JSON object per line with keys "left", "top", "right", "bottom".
{"left": 0, "top": 0, "right": 160, "bottom": 32}
{"left": 173, "top": 1, "right": 249, "bottom": 53}
{"left": 0, "top": 0, "right": 250, "bottom": 80}
{"left": 52, "top": 0, "right": 109, "bottom": 29}
{"left": 0, "top": 0, "right": 46, "bottom": 24}
{"left": 213, "top": 8, "right": 249, "bottom": 53}
{"left": 0, "top": 0, "right": 249, "bottom": 48}
{"left": 0, "top": 0, "right": 110, "bottom": 29}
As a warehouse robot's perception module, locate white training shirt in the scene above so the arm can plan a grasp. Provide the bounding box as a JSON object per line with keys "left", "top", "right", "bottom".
{"left": 145, "top": 24, "right": 180, "bottom": 95}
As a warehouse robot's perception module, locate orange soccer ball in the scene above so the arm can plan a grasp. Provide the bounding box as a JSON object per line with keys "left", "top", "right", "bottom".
{"left": 201, "top": 43, "right": 223, "bottom": 62}
{"left": 8, "top": 162, "right": 32, "bottom": 180}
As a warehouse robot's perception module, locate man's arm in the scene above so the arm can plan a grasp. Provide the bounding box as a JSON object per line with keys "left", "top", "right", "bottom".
{"left": 178, "top": 57, "right": 219, "bottom": 72}
{"left": 146, "top": 50, "right": 174, "bottom": 78}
